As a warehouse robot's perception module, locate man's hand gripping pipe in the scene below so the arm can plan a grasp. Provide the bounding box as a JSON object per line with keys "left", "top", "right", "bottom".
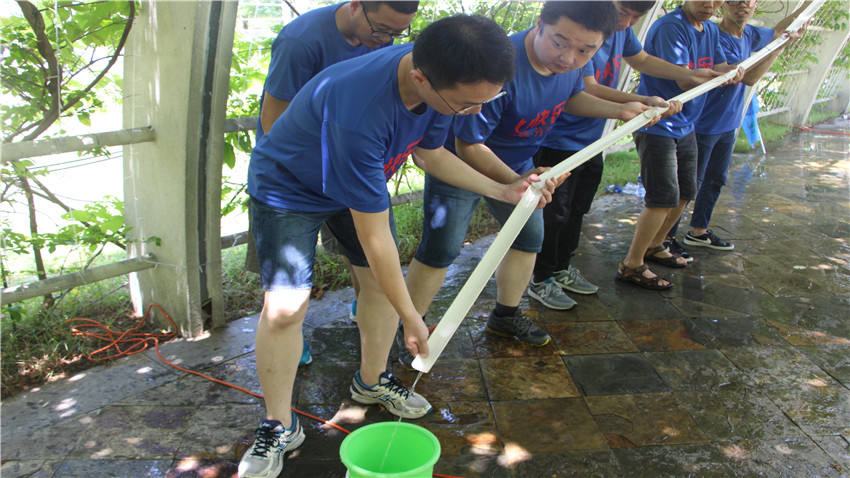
{"left": 411, "top": 0, "right": 824, "bottom": 374}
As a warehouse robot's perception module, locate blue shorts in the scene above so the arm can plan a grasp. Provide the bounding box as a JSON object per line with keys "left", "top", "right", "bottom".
{"left": 634, "top": 132, "right": 698, "bottom": 208}
{"left": 413, "top": 174, "right": 543, "bottom": 269}
{"left": 251, "top": 198, "right": 396, "bottom": 290}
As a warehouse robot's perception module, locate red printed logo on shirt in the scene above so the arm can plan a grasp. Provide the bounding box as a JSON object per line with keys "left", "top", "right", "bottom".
{"left": 510, "top": 100, "right": 567, "bottom": 139}
{"left": 384, "top": 137, "right": 421, "bottom": 179}
{"left": 689, "top": 57, "right": 714, "bottom": 69}
{"left": 595, "top": 55, "right": 621, "bottom": 87}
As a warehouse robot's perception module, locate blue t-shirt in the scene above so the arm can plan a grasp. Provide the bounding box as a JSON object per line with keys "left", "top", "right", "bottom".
{"left": 256, "top": 2, "right": 390, "bottom": 140}
{"left": 696, "top": 25, "right": 773, "bottom": 135}
{"left": 445, "top": 29, "right": 590, "bottom": 174}
{"left": 543, "top": 27, "right": 643, "bottom": 151}
{"left": 248, "top": 45, "right": 451, "bottom": 213}
{"left": 637, "top": 7, "right": 728, "bottom": 138}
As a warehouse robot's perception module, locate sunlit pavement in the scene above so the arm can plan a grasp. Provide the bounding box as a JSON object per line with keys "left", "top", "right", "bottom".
{"left": 2, "top": 117, "right": 848, "bottom": 477}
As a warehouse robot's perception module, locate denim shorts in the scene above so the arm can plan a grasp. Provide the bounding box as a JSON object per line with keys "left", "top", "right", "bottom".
{"left": 634, "top": 131, "right": 698, "bottom": 208}
{"left": 251, "top": 198, "right": 396, "bottom": 290}
{"left": 414, "top": 174, "right": 544, "bottom": 269}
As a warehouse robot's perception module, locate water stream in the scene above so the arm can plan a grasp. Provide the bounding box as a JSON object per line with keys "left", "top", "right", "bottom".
{"left": 377, "top": 371, "right": 424, "bottom": 472}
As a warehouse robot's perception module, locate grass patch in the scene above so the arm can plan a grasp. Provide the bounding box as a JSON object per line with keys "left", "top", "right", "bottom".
{"left": 0, "top": 199, "right": 501, "bottom": 399}
{"left": 599, "top": 150, "right": 641, "bottom": 197}
{"left": 734, "top": 118, "right": 791, "bottom": 153}
{"left": 1, "top": 276, "right": 146, "bottom": 398}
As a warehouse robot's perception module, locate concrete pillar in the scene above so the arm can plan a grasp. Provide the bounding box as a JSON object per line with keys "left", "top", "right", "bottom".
{"left": 122, "top": 1, "right": 236, "bottom": 336}
{"left": 780, "top": 25, "right": 850, "bottom": 126}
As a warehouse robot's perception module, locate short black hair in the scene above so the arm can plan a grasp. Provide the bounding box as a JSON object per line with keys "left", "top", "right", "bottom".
{"left": 412, "top": 15, "right": 515, "bottom": 90}
{"left": 619, "top": 1, "right": 656, "bottom": 14}
{"left": 363, "top": 1, "right": 420, "bottom": 15}
{"left": 540, "top": 1, "right": 619, "bottom": 41}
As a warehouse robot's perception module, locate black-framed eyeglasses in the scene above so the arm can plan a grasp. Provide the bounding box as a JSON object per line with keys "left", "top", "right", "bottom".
{"left": 422, "top": 72, "right": 506, "bottom": 116}
{"left": 362, "top": 8, "right": 411, "bottom": 39}
{"left": 725, "top": 0, "right": 756, "bottom": 6}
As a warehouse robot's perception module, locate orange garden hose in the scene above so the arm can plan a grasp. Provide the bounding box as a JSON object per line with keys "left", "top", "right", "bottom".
{"left": 63, "top": 304, "right": 464, "bottom": 478}
{"left": 768, "top": 120, "right": 850, "bottom": 136}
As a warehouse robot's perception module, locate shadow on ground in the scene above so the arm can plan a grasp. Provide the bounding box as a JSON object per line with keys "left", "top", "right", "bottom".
{"left": 2, "top": 118, "right": 848, "bottom": 477}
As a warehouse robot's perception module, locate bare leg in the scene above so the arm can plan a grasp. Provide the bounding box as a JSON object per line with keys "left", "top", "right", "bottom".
{"left": 622, "top": 207, "right": 672, "bottom": 286}
{"left": 653, "top": 200, "right": 690, "bottom": 248}
{"left": 405, "top": 258, "right": 448, "bottom": 316}
{"left": 624, "top": 206, "right": 670, "bottom": 269}
{"left": 495, "top": 249, "right": 536, "bottom": 307}
{"left": 352, "top": 265, "right": 399, "bottom": 385}
{"left": 255, "top": 288, "right": 311, "bottom": 428}
{"left": 343, "top": 255, "right": 361, "bottom": 299}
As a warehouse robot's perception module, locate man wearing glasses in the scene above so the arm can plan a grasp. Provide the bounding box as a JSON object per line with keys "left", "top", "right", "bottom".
{"left": 530, "top": 0, "right": 720, "bottom": 306}
{"left": 257, "top": 1, "right": 418, "bottom": 140}
{"left": 664, "top": 0, "right": 809, "bottom": 255}
{"left": 239, "top": 15, "right": 561, "bottom": 478}
{"left": 404, "top": 1, "right": 658, "bottom": 355}
{"left": 616, "top": 0, "right": 744, "bottom": 291}
{"left": 245, "top": 1, "right": 419, "bottom": 366}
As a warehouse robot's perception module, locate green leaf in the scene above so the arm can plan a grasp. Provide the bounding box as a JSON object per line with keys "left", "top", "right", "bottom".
{"left": 223, "top": 143, "right": 236, "bottom": 168}
{"left": 101, "top": 217, "right": 124, "bottom": 233}
{"left": 69, "top": 209, "right": 93, "bottom": 222}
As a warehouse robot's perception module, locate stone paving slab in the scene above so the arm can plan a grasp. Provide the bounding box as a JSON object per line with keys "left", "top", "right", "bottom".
{"left": 2, "top": 119, "right": 848, "bottom": 477}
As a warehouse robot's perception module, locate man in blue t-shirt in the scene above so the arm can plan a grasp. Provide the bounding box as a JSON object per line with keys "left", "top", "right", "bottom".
{"left": 257, "top": 1, "right": 418, "bottom": 139}
{"left": 532, "top": 0, "right": 722, "bottom": 301}
{"left": 666, "top": 0, "right": 809, "bottom": 253}
{"left": 615, "top": 1, "right": 744, "bottom": 291}
{"left": 245, "top": 1, "right": 419, "bottom": 365}
{"left": 238, "top": 16, "right": 561, "bottom": 478}
{"left": 405, "top": 1, "right": 658, "bottom": 353}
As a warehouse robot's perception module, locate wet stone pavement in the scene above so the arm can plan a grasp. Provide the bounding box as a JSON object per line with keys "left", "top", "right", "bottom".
{"left": 2, "top": 117, "right": 848, "bottom": 477}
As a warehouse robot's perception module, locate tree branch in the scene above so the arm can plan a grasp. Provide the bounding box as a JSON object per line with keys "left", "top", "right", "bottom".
{"left": 18, "top": 0, "right": 136, "bottom": 142}
{"left": 27, "top": 174, "right": 127, "bottom": 251}
{"left": 16, "top": 0, "right": 61, "bottom": 143}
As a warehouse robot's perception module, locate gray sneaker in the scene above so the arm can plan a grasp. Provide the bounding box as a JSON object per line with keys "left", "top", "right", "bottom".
{"left": 238, "top": 413, "right": 305, "bottom": 478}
{"left": 350, "top": 370, "right": 433, "bottom": 419}
{"left": 527, "top": 278, "right": 577, "bottom": 310}
{"left": 485, "top": 310, "right": 551, "bottom": 347}
{"left": 553, "top": 265, "right": 599, "bottom": 295}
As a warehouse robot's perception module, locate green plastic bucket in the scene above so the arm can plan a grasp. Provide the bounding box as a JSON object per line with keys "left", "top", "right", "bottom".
{"left": 340, "top": 422, "right": 440, "bottom": 478}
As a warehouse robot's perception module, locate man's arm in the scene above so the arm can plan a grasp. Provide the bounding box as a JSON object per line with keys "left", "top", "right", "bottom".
{"left": 414, "top": 146, "right": 561, "bottom": 208}
{"left": 562, "top": 90, "right": 652, "bottom": 120}
{"left": 350, "top": 209, "right": 429, "bottom": 358}
{"left": 742, "top": 5, "right": 810, "bottom": 85}
{"left": 259, "top": 92, "right": 291, "bottom": 134}
{"left": 773, "top": 1, "right": 811, "bottom": 39}
{"left": 454, "top": 138, "right": 524, "bottom": 185}
{"left": 625, "top": 50, "right": 722, "bottom": 89}
{"left": 583, "top": 75, "right": 668, "bottom": 108}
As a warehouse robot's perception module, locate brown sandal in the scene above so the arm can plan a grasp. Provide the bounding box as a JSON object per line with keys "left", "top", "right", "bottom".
{"left": 615, "top": 262, "right": 673, "bottom": 291}
{"left": 644, "top": 245, "right": 687, "bottom": 269}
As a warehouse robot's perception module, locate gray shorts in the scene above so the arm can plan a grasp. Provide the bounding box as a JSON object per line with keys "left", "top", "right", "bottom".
{"left": 634, "top": 131, "right": 698, "bottom": 208}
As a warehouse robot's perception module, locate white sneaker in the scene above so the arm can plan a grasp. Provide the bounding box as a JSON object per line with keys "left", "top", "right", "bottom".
{"left": 350, "top": 370, "right": 432, "bottom": 419}
{"left": 238, "top": 412, "right": 305, "bottom": 478}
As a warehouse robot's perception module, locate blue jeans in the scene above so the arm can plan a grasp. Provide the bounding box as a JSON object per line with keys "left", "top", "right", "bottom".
{"left": 414, "top": 174, "right": 544, "bottom": 269}
{"left": 690, "top": 130, "right": 736, "bottom": 229}
{"left": 668, "top": 130, "right": 736, "bottom": 235}
{"left": 251, "top": 198, "right": 396, "bottom": 290}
